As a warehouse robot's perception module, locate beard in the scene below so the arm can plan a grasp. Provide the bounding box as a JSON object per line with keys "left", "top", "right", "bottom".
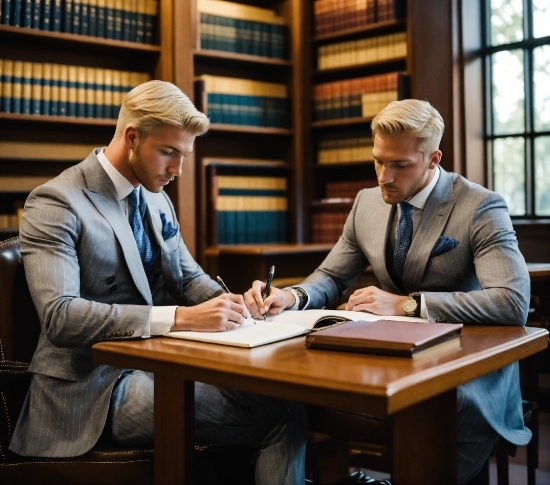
{"left": 128, "top": 145, "right": 174, "bottom": 193}
{"left": 379, "top": 160, "right": 431, "bottom": 205}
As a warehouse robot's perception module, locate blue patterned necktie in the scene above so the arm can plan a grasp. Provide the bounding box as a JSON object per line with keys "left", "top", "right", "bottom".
{"left": 393, "top": 201, "right": 414, "bottom": 278}
{"left": 128, "top": 188, "right": 154, "bottom": 265}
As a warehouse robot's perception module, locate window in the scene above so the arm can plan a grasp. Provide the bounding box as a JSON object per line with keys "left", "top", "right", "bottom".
{"left": 484, "top": 0, "right": 550, "bottom": 217}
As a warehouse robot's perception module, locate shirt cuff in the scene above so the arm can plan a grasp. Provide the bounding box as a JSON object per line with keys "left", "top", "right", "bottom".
{"left": 145, "top": 306, "right": 178, "bottom": 337}
{"left": 284, "top": 287, "right": 310, "bottom": 311}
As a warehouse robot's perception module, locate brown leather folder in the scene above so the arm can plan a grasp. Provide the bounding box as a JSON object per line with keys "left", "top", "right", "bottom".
{"left": 305, "top": 319, "right": 463, "bottom": 357}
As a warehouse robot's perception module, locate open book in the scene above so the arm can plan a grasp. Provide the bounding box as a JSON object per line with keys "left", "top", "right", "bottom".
{"left": 165, "top": 309, "right": 427, "bottom": 348}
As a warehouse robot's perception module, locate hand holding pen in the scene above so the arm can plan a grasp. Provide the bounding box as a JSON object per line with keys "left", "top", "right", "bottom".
{"left": 261, "top": 265, "right": 275, "bottom": 321}
{"left": 217, "top": 276, "right": 254, "bottom": 324}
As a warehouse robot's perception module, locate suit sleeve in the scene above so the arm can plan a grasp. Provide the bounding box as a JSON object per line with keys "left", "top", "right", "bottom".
{"left": 423, "top": 191, "right": 530, "bottom": 326}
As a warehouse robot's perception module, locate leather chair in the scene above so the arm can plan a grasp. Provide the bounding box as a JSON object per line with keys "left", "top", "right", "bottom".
{"left": 0, "top": 236, "right": 255, "bottom": 485}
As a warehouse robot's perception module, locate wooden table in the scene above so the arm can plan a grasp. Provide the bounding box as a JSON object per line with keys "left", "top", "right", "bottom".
{"left": 92, "top": 325, "right": 548, "bottom": 485}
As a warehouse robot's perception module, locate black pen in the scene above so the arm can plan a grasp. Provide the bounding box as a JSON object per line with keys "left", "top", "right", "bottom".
{"left": 217, "top": 276, "right": 255, "bottom": 324}
{"left": 262, "top": 265, "right": 275, "bottom": 321}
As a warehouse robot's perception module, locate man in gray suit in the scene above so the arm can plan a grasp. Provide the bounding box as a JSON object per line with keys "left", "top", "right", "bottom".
{"left": 244, "top": 99, "right": 532, "bottom": 484}
{"left": 10, "top": 80, "right": 306, "bottom": 485}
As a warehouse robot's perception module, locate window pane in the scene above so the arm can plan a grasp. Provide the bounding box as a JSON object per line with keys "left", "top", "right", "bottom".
{"left": 534, "top": 45, "right": 550, "bottom": 132}
{"left": 533, "top": 0, "right": 550, "bottom": 38}
{"left": 491, "top": 0, "right": 523, "bottom": 46}
{"left": 493, "top": 137, "right": 525, "bottom": 216}
{"left": 492, "top": 50, "right": 524, "bottom": 135}
{"left": 535, "top": 136, "right": 550, "bottom": 216}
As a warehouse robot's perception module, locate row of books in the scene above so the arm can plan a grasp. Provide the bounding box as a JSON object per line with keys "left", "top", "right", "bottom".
{"left": 317, "top": 131, "right": 374, "bottom": 165}
{"left": 210, "top": 174, "right": 288, "bottom": 244}
{"left": 314, "top": 0, "right": 405, "bottom": 36}
{"left": 0, "top": 211, "right": 21, "bottom": 229}
{"left": 198, "top": 0, "right": 286, "bottom": 59}
{"left": 313, "top": 72, "right": 406, "bottom": 121}
{"left": 0, "top": 0, "right": 158, "bottom": 44}
{"left": 0, "top": 58, "right": 150, "bottom": 118}
{"left": 194, "top": 75, "right": 289, "bottom": 128}
{"left": 317, "top": 31, "right": 406, "bottom": 70}
{"left": 311, "top": 178, "right": 379, "bottom": 242}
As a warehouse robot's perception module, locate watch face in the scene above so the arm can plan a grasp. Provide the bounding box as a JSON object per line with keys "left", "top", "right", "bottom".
{"left": 403, "top": 298, "right": 417, "bottom": 313}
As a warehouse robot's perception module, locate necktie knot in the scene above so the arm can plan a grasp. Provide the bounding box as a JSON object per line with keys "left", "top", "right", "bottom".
{"left": 393, "top": 201, "right": 414, "bottom": 278}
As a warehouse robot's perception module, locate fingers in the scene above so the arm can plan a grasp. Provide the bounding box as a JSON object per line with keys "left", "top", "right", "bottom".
{"left": 244, "top": 280, "right": 267, "bottom": 318}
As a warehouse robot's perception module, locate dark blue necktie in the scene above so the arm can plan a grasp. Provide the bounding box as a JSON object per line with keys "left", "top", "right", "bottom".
{"left": 128, "top": 188, "right": 154, "bottom": 265}
{"left": 393, "top": 201, "right": 413, "bottom": 278}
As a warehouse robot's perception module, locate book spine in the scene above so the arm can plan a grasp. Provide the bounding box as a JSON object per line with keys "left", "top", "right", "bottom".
{"left": 71, "top": 0, "right": 81, "bottom": 34}
{"left": 134, "top": 0, "right": 145, "bottom": 43}
{"left": 104, "top": 0, "right": 113, "bottom": 38}
{"left": 49, "top": 62, "right": 60, "bottom": 115}
{"left": 96, "top": 0, "right": 105, "bottom": 38}
{"left": 76, "top": 65, "right": 86, "bottom": 117}
{"left": 80, "top": 0, "right": 89, "bottom": 35}
{"left": 93, "top": 67, "right": 104, "bottom": 118}
{"left": 67, "top": 64, "right": 77, "bottom": 116}
{"left": 103, "top": 68, "right": 113, "bottom": 118}
{"left": 87, "top": 0, "right": 97, "bottom": 36}
{"left": 41, "top": 62, "right": 52, "bottom": 115}
{"left": 22, "top": 0, "right": 33, "bottom": 27}
{"left": 42, "top": 0, "right": 51, "bottom": 30}
{"left": 31, "top": 0, "right": 41, "bottom": 29}
{"left": 0, "top": 59, "right": 9, "bottom": 113}
{"left": 63, "top": 0, "right": 72, "bottom": 33}
{"left": 1, "top": 0, "right": 11, "bottom": 25}
{"left": 51, "top": 0, "right": 61, "bottom": 31}
{"left": 58, "top": 63, "right": 68, "bottom": 116}
{"left": 144, "top": 0, "right": 156, "bottom": 44}
{"left": 21, "top": 62, "right": 33, "bottom": 114}
{"left": 31, "top": 61, "right": 43, "bottom": 115}
{"left": 12, "top": 0, "right": 22, "bottom": 26}
{"left": 113, "top": 0, "right": 122, "bottom": 40}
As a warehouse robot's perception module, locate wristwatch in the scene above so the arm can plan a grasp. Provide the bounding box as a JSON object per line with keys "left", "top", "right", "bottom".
{"left": 402, "top": 292, "right": 421, "bottom": 317}
{"left": 284, "top": 287, "right": 308, "bottom": 311}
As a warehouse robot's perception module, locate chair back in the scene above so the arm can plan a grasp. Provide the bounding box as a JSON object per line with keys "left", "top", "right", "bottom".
{"left": 0, "top": 236, "right": 40, "bottom": 363}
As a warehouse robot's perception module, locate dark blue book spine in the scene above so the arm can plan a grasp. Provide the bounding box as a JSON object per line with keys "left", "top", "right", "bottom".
{"left": 104, "top": 0, "right": 114, "bottom": 39}
{"left": 2, "top": 0, "right": 12, "bottom": 25}
{"left": 80, "top": 0, "right": 88, "bottom": 35}
{"left": 113, "top": 0, "right": 122, "bottom": 40}
{"left": 22, "top": 0, "right": 32, "bottom": 27}
{"left": 88, "top": 0, "right": 96, "bottom": 36}
{"left": 144, "top": 0, "right": 154, "bottom": 44}
{"left": 12, "top": 0, "right": 22, "bottom": 26}
{"left": 128, "top": 0, "right": 136, "bottom": 42}
{"left": 96, "top": 0, "right": 105, "bottom": 37}
{"left": 1, "top": 60, "right": 13, "bottom": 113}
{"left": 134, "top": 0, "right": 144, "bottom": 43}
{"left": 31, "top": 0, "right": 41, "bottom": 29}
{"left": 71, "top": 0, "right": 80, "bottom": 34}
{"left": 42, "top": 0, "right": 51, "bottom": 30}
{"left": 63, "top": 0, "right": 72, "bottom": 32}
{"left": 121, "top": 1, "right": 131, "bottom": 41}
{"left": 51, "top": 0, "right": 61, "bottom": 31}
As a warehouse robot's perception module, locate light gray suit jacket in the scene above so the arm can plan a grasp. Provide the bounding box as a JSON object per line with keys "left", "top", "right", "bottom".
{"left": 300, "top": 167, "right": 532, "bottom": 446}
{"left": 10, "top": 150, "right": 223, "bottom": 457}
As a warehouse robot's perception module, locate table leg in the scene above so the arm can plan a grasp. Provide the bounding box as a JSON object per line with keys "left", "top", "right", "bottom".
{"left": 154, "top": 371, "right": 195, "bottom": 484}
{"left": 391, "top": 389, "right": 457, "bottom": 485}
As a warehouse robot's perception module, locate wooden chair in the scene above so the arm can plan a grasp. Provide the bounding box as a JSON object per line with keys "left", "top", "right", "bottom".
{"left": 0, "top": 236, "right": 255, "bottom": 485}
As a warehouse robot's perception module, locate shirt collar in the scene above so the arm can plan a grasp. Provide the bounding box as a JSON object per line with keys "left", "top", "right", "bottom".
{"left": 96, "top": 147, "right": 137, "bottom": 200}
{"left": 406, "top": 166, "right": 440, "bottom": 210}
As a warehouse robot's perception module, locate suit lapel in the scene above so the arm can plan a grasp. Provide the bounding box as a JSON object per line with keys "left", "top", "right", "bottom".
{"left": 402, "top": 168, "right": 456, "bottom": 290}
{"left": 81, "top": 153, "right": 153, "bottom": 305}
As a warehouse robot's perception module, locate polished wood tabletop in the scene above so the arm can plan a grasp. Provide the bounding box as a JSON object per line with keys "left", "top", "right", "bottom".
{"left": 92, "top": 325, "right": 549, "bottom": 485}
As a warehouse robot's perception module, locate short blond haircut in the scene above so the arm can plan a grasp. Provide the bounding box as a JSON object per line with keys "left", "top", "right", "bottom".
{"left": 371, "top": 99, "right": 444, "bottom": 155}
{"left": 114, "top": 80, "right": 210, "bottom": 139}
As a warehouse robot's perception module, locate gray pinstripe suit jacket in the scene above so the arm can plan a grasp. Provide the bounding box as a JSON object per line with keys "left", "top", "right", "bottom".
{"left": 10, "top": 150, "right": 223, "bottom": 457}
{"left": 300, "top": 167, "right": 532, "bottom": 446}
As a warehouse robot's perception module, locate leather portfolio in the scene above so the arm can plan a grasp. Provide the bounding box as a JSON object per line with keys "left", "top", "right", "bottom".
{"left": 305, "top": 319, "right": 463, "bottom": 357}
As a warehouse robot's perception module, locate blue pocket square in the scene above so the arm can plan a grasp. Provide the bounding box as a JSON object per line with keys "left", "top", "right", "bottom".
{"left": 160, "top": 213, "right": 178, "bottom": 241}
{"left": 430, "top": 236, "right": 458, "bottom": 257}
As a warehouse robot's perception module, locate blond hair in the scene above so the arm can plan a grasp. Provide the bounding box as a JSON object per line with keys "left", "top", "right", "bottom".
{"left": 114, "top": 80, "right": 210, "bottom": 139}
{"left": 371, "top": 99, "right": 444, "bottom": 155}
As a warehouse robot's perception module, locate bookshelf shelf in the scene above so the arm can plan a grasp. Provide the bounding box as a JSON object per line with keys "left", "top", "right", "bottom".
{"left": 312, "top": 18, "right": 406, "bottom": 45}
{"left": 194, "top": 49, "right": 292, "bottom": 67}
{"left": 0, "top": 25, "right": 161, "bottom": 53}
{"left": 0, "top": 113, "right": 117, "bottom": 127}
{"left": 207, "top": 124, "right": 293, "bottom": 135}
{"left": 314, "top": 161, "right": 374, "bottom": 169}
{"left": 311, "top": 117, "right": 372, "bottom": 129}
